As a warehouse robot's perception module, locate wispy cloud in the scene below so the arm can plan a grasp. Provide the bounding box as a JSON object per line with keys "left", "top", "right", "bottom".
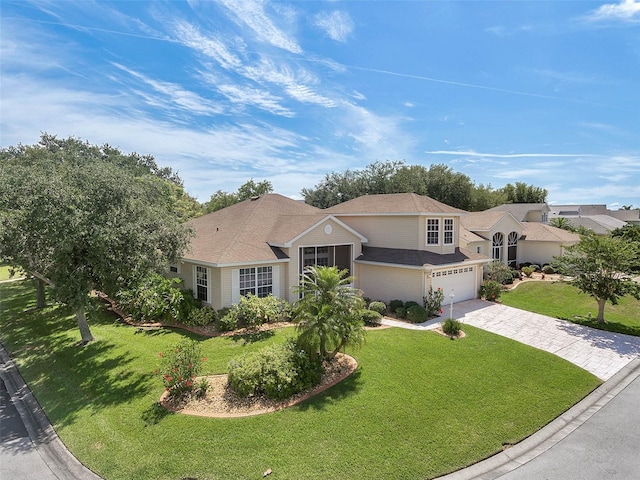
{"left": 313, "top": 10, "right": 354, "bottom": 42}
{"left": 582, "top": 0, "right": 640, "bottom": 23}
{"left": 215, "top": 0, "right": 302, "bottom": 53}
{"left": 425, "top": 150, "right": 596, "bottom": 158}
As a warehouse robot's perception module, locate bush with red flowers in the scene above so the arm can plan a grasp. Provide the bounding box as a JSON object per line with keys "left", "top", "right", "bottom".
{"left": 157, "top": 339, "right": 206, "bottom": 399}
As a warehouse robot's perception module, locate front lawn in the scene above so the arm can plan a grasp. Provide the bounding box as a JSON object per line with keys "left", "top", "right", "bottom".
{"left": 0, "top": 264, "right": 24, "bottom": 281}
{"left": 502, "top": 281, "right": 640, "bottom": 336}
{"left": 0, "top": 280, "right": 599, "bottom": 479}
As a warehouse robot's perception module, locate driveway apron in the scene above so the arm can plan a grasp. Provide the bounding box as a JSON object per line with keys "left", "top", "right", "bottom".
{"left": 453, "top": 299, "right": 640, "bottom": 381}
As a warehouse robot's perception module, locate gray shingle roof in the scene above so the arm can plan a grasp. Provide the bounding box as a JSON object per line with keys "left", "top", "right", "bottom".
{"left": 357, "top": 246, "right": 487, "bottom": 267}
{"left": 486, "top": 203, "right": 549, "bottom": 221}
{"left": 326, "top": 193, "right": 465, "bottom": 215}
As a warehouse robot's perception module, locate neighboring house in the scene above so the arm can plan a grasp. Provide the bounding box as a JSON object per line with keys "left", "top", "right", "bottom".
{"left": 549, "top": 204, "right": 630, "bottom": 234}
{"left": 460, "top": 209, "right": 580, "bottom": 268}
{"left": 171, "top": 193, "right": 490, "bottom": 310}
{"left": 485, "top": 203, "right": 550, "bottom": 223}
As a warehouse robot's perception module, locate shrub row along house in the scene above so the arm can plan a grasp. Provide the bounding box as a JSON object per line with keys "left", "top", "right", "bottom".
{"left": 169, "top": 193, "right": 579, "bottom": 309}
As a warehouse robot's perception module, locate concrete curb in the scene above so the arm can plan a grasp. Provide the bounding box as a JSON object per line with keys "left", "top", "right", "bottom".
{"left": 0, "top": 343, "right": 102, "bottom": 480}
{"left": 436, "top": 357, "right": 640, "bottom": 479}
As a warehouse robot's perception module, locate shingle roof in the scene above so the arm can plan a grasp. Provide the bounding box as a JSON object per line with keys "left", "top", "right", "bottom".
{"left": 460, "top": 211, "right": 512, "bottom": 231}
{"left": 520, "top": 222, "right": 580, "bottom": 243}
{"left": 325, "top": 193, "right": 465, "bottom": 215}
{"left": 185, "top": 194, "right": 322, "bottom": 265}
{"left": 460, "top": 226, "right": 487, "bottom": 243}
{"left": 357, "top": 246, "right": 487, "bottom": 267}
{"left": 486, "top": 203, "right": 549, "bottom": 221}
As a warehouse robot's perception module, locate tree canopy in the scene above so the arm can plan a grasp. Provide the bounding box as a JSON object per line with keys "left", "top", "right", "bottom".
{"left": 0, "top": 134, "right": 193, "bottom": 343}
{"left": 553, "top": 234, "right": 640, "bottom": 323}
{"left": 203, "top": 179, "right": 273, "bottom": 214}
{"left": 301, "top": 161, "right": 545, "bottom": 210}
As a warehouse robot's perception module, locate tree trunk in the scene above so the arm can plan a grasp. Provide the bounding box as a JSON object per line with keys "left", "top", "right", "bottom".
{"left": 596, "top": 299, "right": 607, "bottom": 323}
{"left": 75, "top": 309, "right": 95, "bottom": 344}
{"left": 35, "top": 279, "right": 46, "bottom": 309}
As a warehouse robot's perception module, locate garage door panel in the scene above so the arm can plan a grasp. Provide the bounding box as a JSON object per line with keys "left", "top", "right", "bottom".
{"left": 431, "top": 266, "right": 476, "bottom": 303}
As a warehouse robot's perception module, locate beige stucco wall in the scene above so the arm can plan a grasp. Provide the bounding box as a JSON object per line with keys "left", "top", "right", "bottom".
{"left": 518, "top": 241, "right": 565, "bottom": 266}
{"left": 354, "top": 262, "right": 425, "bottom": 305}
{"left": 172, "top": 260, "right": 224, "bottom": 310}
{"left": 336, "top": 215, "right": 420, "bottom": 249}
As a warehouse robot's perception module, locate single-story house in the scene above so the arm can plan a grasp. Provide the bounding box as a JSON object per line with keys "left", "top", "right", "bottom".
{"left": 171, "top": 193, "right": 490, "bottom": 310}
{"left": 548, "top": 204, "right": 629, "bottom": 234}
{"left": 460, "top": 207, "right": 580, "bottom": 267}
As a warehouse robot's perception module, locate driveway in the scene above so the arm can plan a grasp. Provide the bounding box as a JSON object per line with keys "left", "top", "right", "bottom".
{"left": 453, "top": 299, "right": 640, "bottom": 381}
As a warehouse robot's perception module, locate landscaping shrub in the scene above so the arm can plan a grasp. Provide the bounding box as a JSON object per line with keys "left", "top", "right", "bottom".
{"left": 542, "top": 264, "right": 556, "bottom": 274}
{"left": 389, "top": 299, "right": 404, "bottom": 313}
{"left": 483, "top": 261, "right": 515, "bottom": 285}
{"left": 404, "top": 300, "right": 420, "bottom": 310}
{"left": 521, "top": 266, "right": 536, "bottom": 278}
{"left": 227, "top": 340, "right": 322, "bottom": 400}
{"left": 407, "top": 304, "right": 428, "bottom": 323}
{"left": 368, "top": 301, "right": 387, "bottom": 315}
{"left": 157, "top": 339, "right": 205, "bottom": 399}
{"left": 530, "top": 264, "right": 541, "bottom": 272}
{"left": 395, "top": 307, "right": 407, "bottom": 319}
{"left": 185, "top": 306, "right": 217, "bottom": 327}
{"left": 216, "top": 309, "right": 239, "bottom": 332}
{"left": 423, "top": 286, "right": 445, "bottom": 317}
{"left": 442, "top": 318, "right": 461, "bottom": 336}
{"left": 117, "top": 274, "right": 199, "bottom": 323}
{"left": 229, "top": 294, "right": 291, "bottom": 328}
{"left": 479, "top": 280, "right": 502, "bottom": 301}
{"left": 361, "top": 309, "right": 383, "bottom": 326}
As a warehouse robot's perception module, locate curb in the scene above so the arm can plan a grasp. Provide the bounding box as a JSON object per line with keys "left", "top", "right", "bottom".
{"left": 436, "top": 357, "right": 640, "bottom": 479}
{"left": 0, "top": 343, "right": 103, "bottom": 480}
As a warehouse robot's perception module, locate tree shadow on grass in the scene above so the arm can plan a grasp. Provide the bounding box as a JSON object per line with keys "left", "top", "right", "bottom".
{"left": 294, "top": 368, "right": 364, "bottom": 412}
{"left": 141, "top": 401, "right": 173, "bottom": 426}
{"left": 230, "top": 330, "right": 275, "bottom": 345}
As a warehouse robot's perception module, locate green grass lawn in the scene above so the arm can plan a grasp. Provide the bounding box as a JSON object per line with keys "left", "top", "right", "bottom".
{"left": 502, "top": 281, "right": 640, "bottom": 336}
{"left": 0, "top": 280, "right": 599, "bottom": 480}
{"left": 0, "top": 264, "right": 24, "bottom": 281}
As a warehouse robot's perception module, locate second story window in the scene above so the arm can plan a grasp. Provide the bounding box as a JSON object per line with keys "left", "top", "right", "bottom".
{"left": 427, "top": 219, "right": 439, "bottom": 245}
{"left": 443, "top": 218, "right": 454, "bottom": 245}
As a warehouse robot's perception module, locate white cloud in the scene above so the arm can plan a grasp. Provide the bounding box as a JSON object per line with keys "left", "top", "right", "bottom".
{"left": 215, "top": 0, "right": 302, "bottom": 53}
{"left": 424, "top": 150, "right": 596, "bottom": 159}
{"left": 216, "top": 83, "right": 294, "bottom": 117}
{"left": 582, "top": 0, "right": 640, "bottom": 23}
{"left": 172, "top": 21, "right": 244, "bottom": 70}
{"left": 313, "top": 10, "right": 354, "bottom": 42}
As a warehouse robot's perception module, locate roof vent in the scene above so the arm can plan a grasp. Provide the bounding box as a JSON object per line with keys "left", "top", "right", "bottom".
{"left": 250, "top": 195, "right": 261, "bottom": 201}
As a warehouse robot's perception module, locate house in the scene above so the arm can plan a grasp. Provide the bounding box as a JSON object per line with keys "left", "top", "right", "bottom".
{"left": 171, "top": 193, "right": 490, "bottom": 310}
{"left": 548, "top": 204, "right": 630, "bottom": 234}
{"left": 460, "top": 207, "right": 580, "bottom": 268}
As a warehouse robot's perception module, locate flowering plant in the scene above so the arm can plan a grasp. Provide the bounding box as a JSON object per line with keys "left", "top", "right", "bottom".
{"left": 423, "top": 286, "right": 445, "bottom": 318}
{"left": 157, "top": 339, "right": 206, "bottom": 399}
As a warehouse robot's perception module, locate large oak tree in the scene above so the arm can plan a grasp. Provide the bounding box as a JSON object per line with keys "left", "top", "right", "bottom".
{"left": 0, "top": 134, "right": 192, "bottom": 343}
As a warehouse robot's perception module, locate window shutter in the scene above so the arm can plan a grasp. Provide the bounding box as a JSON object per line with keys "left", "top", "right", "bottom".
{"left": 272, "top": 265, "right": 280, "bottom": 298}
{"left": 232, "top": 269, "right": 239, "bottom": 304}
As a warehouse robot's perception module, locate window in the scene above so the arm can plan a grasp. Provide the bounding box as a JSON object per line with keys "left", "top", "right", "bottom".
{"left": 427, "top": 219, "right": 439, "bottom": 245}
{"left": 542, "top": 212, "right": 548, "bottom": 223}
{"left": 507, "top": 231, "right": 519, "bottom": 267}
{"left": 239, "top": 266, "right": 273, "bottom": 297}
{"left": 443, "top": 218, "right": 454, "bottom": 245}
{"left": 492, "top": 232, "right": 504, "bottom": 262}
{"left": 195, "top": 266, "right": 208, "bottom": 303}
{"left": 169, "top": 265, "right": 178, "bottom": 273}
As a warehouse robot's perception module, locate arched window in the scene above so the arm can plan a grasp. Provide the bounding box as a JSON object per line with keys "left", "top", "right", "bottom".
{"left": 492, "top": 232, "right": 504, "bottom": 262}
{"left": 507, "top": 231, "right": 519, "bottom": 267}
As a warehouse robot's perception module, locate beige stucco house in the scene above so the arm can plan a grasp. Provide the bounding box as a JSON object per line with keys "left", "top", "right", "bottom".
{"left": 171, "top": 193, "right": 489, "bottom": 310}
{"left": 460, "top": 206, "right": 580, "bottom": 268}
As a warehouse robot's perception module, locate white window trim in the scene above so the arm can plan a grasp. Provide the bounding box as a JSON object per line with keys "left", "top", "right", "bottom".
{"left": 426, "top": 218, "right": 440, "bottom": 246}
{"left": 443, "top": 218, "right": 454, "bottom": 246}
{"left": 232, "top": 265, "right": 279, "bottom": 304}
{"left": 194, "top": 265, "right": 211, "bottom": 304}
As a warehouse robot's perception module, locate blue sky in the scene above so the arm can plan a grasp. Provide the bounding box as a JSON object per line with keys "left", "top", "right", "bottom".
{"left": 1, "top": 1, "right": 639, "bottom": 208}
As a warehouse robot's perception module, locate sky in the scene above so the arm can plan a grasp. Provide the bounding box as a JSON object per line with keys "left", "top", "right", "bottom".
{"left": 1, "top": 1, "right": 639, "bottom": 209}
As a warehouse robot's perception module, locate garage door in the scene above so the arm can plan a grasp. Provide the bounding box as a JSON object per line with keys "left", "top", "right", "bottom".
{"left": 430, "top": 266, "right": 477, "bottom": 303}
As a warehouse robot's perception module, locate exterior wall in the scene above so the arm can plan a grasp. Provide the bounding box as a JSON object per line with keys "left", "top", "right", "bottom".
{"left": 173, "top": 260, "right": 224, "bottom": 310}
{"left": 518, "top": 241, "right": 564, "bottom": 267}
{"left": 354, "top": 262, "right": 425, "bottom": 305}
{"left": 418, "top": 216, "right": 458, "bottom": 254}
{"left": 460, "top": 239, "right": 490, "bottom": 258}
{"left": 337, "top": 215, "right": 420, "bottom": 249}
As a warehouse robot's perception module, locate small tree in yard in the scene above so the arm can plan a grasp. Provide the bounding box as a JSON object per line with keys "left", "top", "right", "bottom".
{"left": 293, "top": 266, "right": 366, "bottom": 361}
{"left": 158, "top": 339, "right": 206, "bottom": 399}
{"left": 554, "top": 234, "right": 640, "bottom": 323}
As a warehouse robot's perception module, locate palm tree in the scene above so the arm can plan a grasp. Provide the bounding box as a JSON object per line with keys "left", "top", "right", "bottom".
{"left": 293, "top": 266, "right": 365, "bottom": 360}
{"left": 549, "top": 217, "right": 575, "bottom": 232}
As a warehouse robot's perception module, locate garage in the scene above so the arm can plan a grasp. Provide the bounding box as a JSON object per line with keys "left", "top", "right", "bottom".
{"left": 430, "top": 265, "right": 477, "bottom": 303}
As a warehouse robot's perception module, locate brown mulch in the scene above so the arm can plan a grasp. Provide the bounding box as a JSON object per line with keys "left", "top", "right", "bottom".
{"left": 433, "top": 327, "right": 466, "bottom": 339}
{"left": 159, "top": 353, "right": 358, "bottom": 418}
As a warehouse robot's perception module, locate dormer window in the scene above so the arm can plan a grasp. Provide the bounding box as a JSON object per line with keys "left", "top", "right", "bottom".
{"left": 427, "top": 219, "right": 439, "bottom": 245}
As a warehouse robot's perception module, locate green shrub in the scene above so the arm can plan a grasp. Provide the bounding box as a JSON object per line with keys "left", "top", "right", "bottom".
{"left": 216, "top": 309, "right": 239, "bottom": 332}
{"left": 442, "top": 318, "right": 461, "bottom": 336}
{"left": 361, "top": 309, "right": 382, "bottom": 326}
{"left": 185, "top": 306, "right": 217, "bottom": 326}
{"left": 530, "top": 264, "right": 541, "bottom": 272}
{"left": 395, "top": 307, "right": 406, "bottom": 319}
{"left": 521, "top": 266, "right": 536, "bottom": 278}
{"left": 483, "top": 261, "right": 515, "bottom": 285}
{"left": 368, "top": 301, "right": 387, "bottom": 314}
{"left": 157, "top": 339, "right": 205, "bottom": 399}
{"left": 117, "top": 274, "right": 199, "bottom": 323}
{"left": 542, "top": 264, "right": 556, "bottom": 274}
{"left": 423, "top": 286, "right": 445, "bottom": 317}
{"left": 406, "top": 304, "right": 428, "bottom": 323}
{"left": 230, "top": 294, "right": 291, "bottom": 329}
{"left": 479, "top": 280, "right": 502, "bottom": 301}
{"left": 389, "top": 299, "right": 404, "bottom": 313}
{"left": 227, "top": 340, "right": 322, "bottom": 400}
{"left": 404, "top": 300, "right": 420, "bottom": 310}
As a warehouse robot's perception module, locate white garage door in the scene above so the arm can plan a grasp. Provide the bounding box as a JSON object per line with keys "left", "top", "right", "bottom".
{"left": 430, "top": 266, "right": 477, "bottom": 303}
